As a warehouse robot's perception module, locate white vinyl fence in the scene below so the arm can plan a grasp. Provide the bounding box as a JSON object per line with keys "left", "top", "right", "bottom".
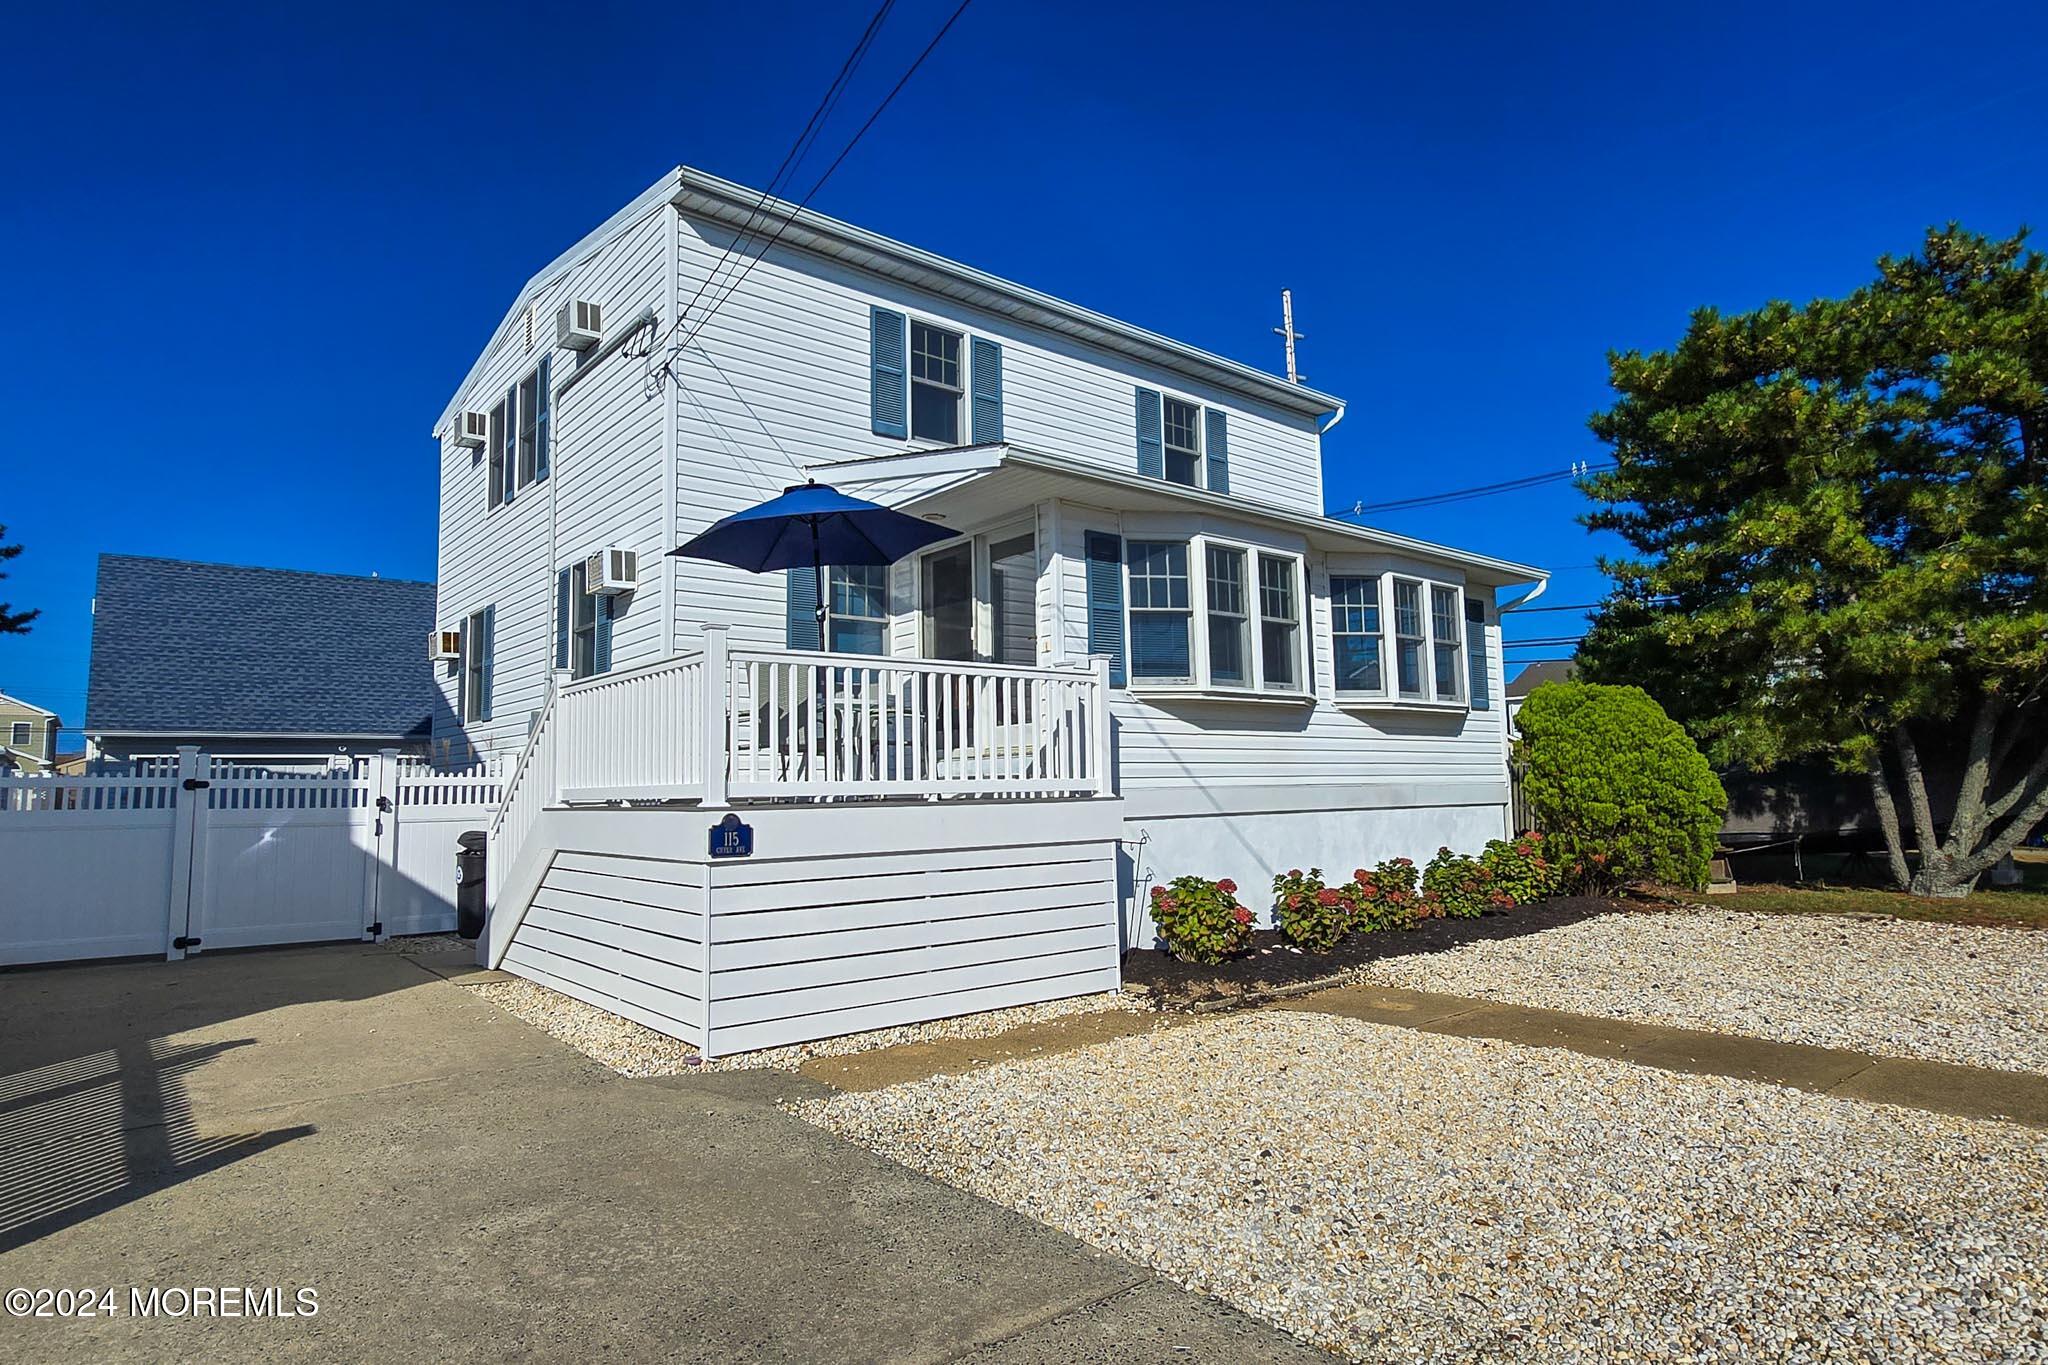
{"left": 0, "top": 748, "right": 500, "bottom": 966}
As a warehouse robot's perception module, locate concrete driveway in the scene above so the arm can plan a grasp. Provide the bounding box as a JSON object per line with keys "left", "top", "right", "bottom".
{"left": 0, "top": 943, "right": 1314, "bottom": 1363}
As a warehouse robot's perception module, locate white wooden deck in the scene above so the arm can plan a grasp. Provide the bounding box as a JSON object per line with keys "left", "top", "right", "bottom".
{"left": 483, "top": 633, "right": 1122, "bottom": 1056}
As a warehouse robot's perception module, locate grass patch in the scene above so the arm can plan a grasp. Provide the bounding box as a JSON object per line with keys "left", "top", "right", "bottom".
{"left": 1707, "top": 881, "right": 2048, "bottom": 930}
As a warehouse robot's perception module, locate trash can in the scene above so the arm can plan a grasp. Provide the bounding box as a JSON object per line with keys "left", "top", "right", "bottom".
{"left": 456, "top": 831, "right": 488, "bottom": 939}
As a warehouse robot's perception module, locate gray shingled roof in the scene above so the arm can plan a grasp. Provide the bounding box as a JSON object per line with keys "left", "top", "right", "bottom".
{"left": 1505, "top": 658, "right": 1579, "bottom": 699}
{"left": 85, "top": 555, "right": 440, "bottom": 739}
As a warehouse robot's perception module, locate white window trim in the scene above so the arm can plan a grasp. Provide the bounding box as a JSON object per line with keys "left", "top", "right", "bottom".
{"left": 461, "top": 608, "right": 490, "bottom": 722}
{"left": 907, "top": 317, "right": 966, "bottom": 447}
{"left": 1125, "top": 531, "right": 1310, "bottom": 701}
{"left": 1333, "top": 568, "right": 1472, "bottom": 712}
{"left": 485, "top": 363, "right": 548, "bottom": 512}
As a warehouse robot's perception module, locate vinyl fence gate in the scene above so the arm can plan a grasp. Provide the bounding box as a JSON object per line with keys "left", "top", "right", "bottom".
{"left": 0, "top": 747, "right": 501, "bottom": 967}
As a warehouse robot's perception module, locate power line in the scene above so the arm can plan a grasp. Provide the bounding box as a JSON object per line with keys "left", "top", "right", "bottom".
{"left": 1329, "top": 460, "right": 1614, "bottom": 517}
{"left": 661, "top": 0, "right": 976, "bottom": 382}
{"left": 1504, "top": 636, "right": 1588, "bottom": 648}
{"left": 659, "top": 1, "right": 896, "bottom": 359}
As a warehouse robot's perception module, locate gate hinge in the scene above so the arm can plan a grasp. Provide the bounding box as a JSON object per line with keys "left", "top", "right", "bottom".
{"left": 182, "top": 778, "right": 211, "bottom": 790}
{"left": 172, "top": 936, "right": 201, "bottom": 950}
{"left": 364, "top": 922, "right": 383, "bottom": 938}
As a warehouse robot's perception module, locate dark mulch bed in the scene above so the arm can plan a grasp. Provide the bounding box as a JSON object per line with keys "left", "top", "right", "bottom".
{"left": 1122, "top": 896, "right": 1633, "bottom": 1006}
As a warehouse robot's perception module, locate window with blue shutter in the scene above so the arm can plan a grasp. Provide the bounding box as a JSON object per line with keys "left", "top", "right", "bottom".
{"left": 1084, "top": 531, "right": 1127, "bottom": 686}
{"left": 594, "top": 594, "right": 614, "bottom": 674}
{"left": 1135, "top": 388, "right": 1163, "bottom": 478}
{"left": 478, "top": 605, "right": 496, "bottom": 721}
{"left": 500, "top": 386, "right": 517, "bottom": 504}
{"left": 787, "top": 567, "right": 822, "bottom": 650}
{"left": 1466, "top": 597, "right": 1490, "bottom": 710}
{"left": 970, "top": 337, "right": 1003, "bottom": 443}
{"left": 1205, "top": 408, "right": 1230, "bottom": 494}
{"left": 870, "top": 307, "right": 907, "bottom": 438}
{"left": 555, "top": 568, "right": 572, "bottom": 671}
{"left": 535, "top": 354, "right": 552, "bottom": 481}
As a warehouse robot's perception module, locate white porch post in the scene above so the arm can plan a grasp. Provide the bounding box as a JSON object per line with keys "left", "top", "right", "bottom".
{"left": 1089, "top": 654, "right": 1114, "bottom": 796}
{"left": 700, "top": 625, "right": 730, "bottom": 809}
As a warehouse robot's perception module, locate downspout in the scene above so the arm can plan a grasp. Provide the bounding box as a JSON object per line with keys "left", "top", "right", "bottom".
{"left": 1497, "top": 575, "right": 1548, "bottom": 614}
{"left": 1318, "top": 402, "right": 1346, "bottom": 437}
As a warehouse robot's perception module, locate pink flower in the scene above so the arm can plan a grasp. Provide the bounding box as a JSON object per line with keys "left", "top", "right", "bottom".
{"left": 1233, "top": 907, "right": 1253, "bottom": 925}
{"left": 1217, "top": 878, "right": 1237, "bottom": 895}
{"left": 1316, "top": 888, "right": 1342, "bottom": 907}
{"left": 1151, "top": 886, "right": 1167, "bottom": 901}
{"left": 1289, "top": 868, "right": 1302, "bottom": 879}
{"left": 1353, "top": 869, "right": 1369, "bottom": 883}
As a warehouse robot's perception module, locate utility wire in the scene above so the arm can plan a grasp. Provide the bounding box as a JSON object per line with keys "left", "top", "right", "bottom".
{"left": 659, "top": 1, "right": 896, "bottom": 358}
{"left": 661, "top": 0, "right": 976, "bottom": 379}
{"left": 1330, "top": 461, "right": 1614, "bottom": 517}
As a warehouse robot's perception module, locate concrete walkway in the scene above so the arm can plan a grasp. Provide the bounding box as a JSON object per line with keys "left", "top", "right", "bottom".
{"left": 801, "top": 979, "right": 2048, "bottom": 1131}
{"left": 1275, "top": 982, "right": 2048, "bottom": 1129}
{"left": 0, "top": 944, "right": 1318, "bottom": 1364}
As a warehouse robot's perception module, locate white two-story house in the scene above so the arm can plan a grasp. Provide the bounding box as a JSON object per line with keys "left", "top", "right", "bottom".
{"left": 433, "top": 166, "right": 1545, "bottom": 1057}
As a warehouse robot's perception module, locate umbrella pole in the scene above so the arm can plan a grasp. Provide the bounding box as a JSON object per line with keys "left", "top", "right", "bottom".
{"left": 810, "top": 519, "right": 826, "bottom": 649}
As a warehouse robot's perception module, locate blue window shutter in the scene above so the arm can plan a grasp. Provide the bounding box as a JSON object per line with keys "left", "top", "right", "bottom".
{"left": 970, "top": 337, "right": 1003, "bottom": 443}
{"left": 1205, "top": 408, "right": 1229, "bottom": 494}
{"left": 1135, "top": 388, "right": 1163, "bottom": 478}
{"left": 870, "top": 307, "right": 907, "bottom": 438}
{"left": 787, "top": 567, "right": 821, "bottom": 650}
{"left": 1466, "top": 598, "right": 1490, "bottom": 710}
{"left": 479, "top": 606, "right": 496, "bottom": 721}
{"left": 501, "top": 387, "right": 517, "bottom": 504}
{"left": 555, "top": 568, "right": 572, "bottom": 670}
{"left": 594, "top": 594, "right": 614, "bottom": 674}
{"left": 535, "top": 355, "right": 552, "bottom": 481}
{"left": 1084, "top": 531, "right": 1127, "bottom": 686}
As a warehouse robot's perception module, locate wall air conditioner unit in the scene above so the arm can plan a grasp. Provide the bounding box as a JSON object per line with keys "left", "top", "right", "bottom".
{"left": 452, "top": 411, "right": 489, "bottom": 449}
{"left": 556, "top": 298, "right": 602, "bottom": 351}
{"left": 584, "top": 548, "right": 639, "bottom": 595}
{"left": 429, "top": 629, "right": 463, "bottom": 661}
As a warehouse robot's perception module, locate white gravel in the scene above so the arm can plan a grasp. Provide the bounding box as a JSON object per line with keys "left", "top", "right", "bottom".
{"left": 798, "top": 1010, "right": 2048, "bottom": 1363}
{"left": 462, "top": 976, "right": 1146, "bottom": 1075}
{"left": 1363, "top": 908, "right": 2048, "bottom": 1076}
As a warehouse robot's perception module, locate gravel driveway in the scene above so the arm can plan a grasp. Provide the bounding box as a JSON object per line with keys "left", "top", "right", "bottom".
{"left": 1363, "top": 908, "right": 2048, "bottom": 1075}
{"left": 798, "top": 1011, "right": 2048, "bottom": 1363}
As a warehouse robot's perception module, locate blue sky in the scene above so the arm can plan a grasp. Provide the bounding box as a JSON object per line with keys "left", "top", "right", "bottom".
{"left": 4, "top": 0, "right": 2044, "bottom": 739}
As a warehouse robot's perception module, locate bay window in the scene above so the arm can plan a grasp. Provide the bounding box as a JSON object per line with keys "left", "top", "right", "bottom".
{"left": 1127, "top": 541, "right": 1192, "bottom": 682}
{"left": 1431, "top": 585, "right": 1464, "bottom": 702}
{"left": 1258, "top": 555, "right": 1299, "bottom": 691}
{"left": 1331, "top": 575, "right": 1383, "bottom": 694}
{"left": 1204, "top": 546, "right": 1249, "bottom": 685}
{"left": 1393, "top": 579, "right": 1426, "bottom": 698}
{"left": 1127, "top": 535, "right": 1306, "bottom": 694}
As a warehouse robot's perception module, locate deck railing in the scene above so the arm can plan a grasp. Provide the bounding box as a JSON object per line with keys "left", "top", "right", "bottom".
{"left": 556, "top": 652, "right": 708, "bottom": 802}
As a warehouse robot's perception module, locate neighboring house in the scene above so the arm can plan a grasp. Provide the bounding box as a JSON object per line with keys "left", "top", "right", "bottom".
{"left": 1504, "top": 658, "right": 1577, "bottom": 734}
{"left": 84, "top": 555, "right": 444, "bottom": 765}
{"left": 0, "top": 691, "right": 59, "bottom": 774}
{"left": 435, "top": 166, "right": 1547, "bottom": 1055}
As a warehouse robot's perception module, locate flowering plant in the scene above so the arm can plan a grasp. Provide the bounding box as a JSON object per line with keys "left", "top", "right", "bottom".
{"left": 1422, "top": 846, "right": 1491, "bottom": 919}
{"left": 1479, "top": 832, "right": 1563, "bottom": 906}
{"left": 1271, "top": 867, "right": 1351, "bottom": 952}
{"left": 1350, "top": 857, "right": 1426, "bottom": 929}
{"left": 1150, "top": 875, "right": 1254, "bottom": 964}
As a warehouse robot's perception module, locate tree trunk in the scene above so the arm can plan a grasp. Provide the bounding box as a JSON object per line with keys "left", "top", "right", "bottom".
{"left": 1878, "top": 702, "right": 2048, "bottom": 899}
{"left": 1864, "top": 750, "right": 1912, "bottom": 891}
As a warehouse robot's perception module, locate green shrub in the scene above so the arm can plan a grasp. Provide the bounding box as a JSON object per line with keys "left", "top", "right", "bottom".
{"left": 1272, "top": 867, "right": 1351, "bottom": 951}
{"left": 1422, "top": 847, "right": 1491, "bottom": 918}
{"left": 1350, "top": 857, "right": 1425, "bottom": 930}
{"left": 1149, "top": 875, "right": 1254, "bottom": 963}
{"left": 1479, "top": 832, "right": 1563, "bottom": 905}
{"left": 1515, "top": 681, "right": 1727, "bottom": 891}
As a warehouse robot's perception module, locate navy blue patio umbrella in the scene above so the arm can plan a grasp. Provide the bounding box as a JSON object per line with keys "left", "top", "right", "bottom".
{"left": 668, "top": 481, "right": 953, "bottom": 641}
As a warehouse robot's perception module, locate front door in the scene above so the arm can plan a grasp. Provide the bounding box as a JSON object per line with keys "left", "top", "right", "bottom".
{"left": 921, "top": 542, "right": 976, "bottom": 661}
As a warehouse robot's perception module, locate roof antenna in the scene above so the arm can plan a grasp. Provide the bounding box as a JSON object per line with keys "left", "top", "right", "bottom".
{"left": 1273, "top": 289, "right": 1305, "bottom": 385}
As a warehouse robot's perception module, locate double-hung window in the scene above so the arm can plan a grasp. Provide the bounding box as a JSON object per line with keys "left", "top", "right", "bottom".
{"left": 1127, "top": 542, "right": 1192, "bottom": 682}
{"left": 1331, "top": 575, "right": 1383, "bottom": 694}
{"left": 1393, "top": 579, "right": 1427, "bottom": 699}
{"left": 1162, "top": 397, "right": 1201, "bottom": 487}
{"left": 462, "top": 607, "right": 491, "bottom": 721}
{"left": 570, "top": 562, "right": 598, "bottom": 679}
{"left": 1431, "top": 585, "right": 1464, "bottom": 702}
{"left": 487, "top": 395, "right": 509, "bottom": 509}
{"left": 516, "top": 371, "right": 540, "bottom": 485}
{"left": 9, "top": 721, "right": 29, "bottom": 748}
{"left": 828, "top": 565, "right": 889, "bottom": 655}
{"left": 1258, "top": 556, "right": 1300, "bottom": 691}
{"left": 909, "top": 321, "right": 963, "bottom": 443}
{"left": 486, "top": 363, "right": 549, "bottom": 509}
{"left": 1204, "top": 546, "right": 1249, "bottom": 685}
